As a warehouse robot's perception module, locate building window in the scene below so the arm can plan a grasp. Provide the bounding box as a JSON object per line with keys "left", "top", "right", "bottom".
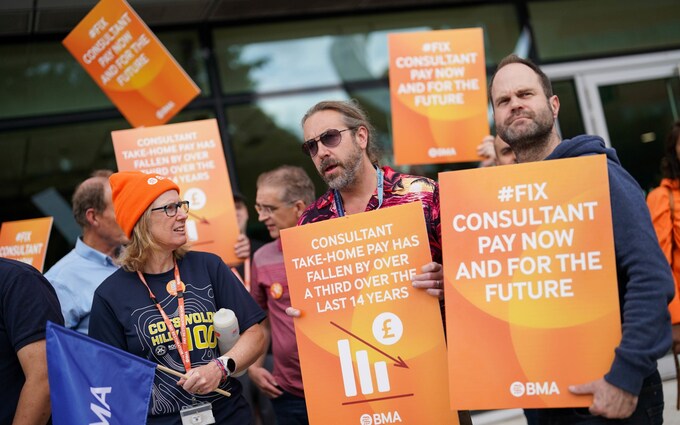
{"left": 529, "top": 0, "right": 680, "bottom": 61}
{"left": 552, "top": 79, "right": 585, "bottom": 139}
{"left": 214, "top": 5, "right": 520, "bottom": 95}
{"left": 0, "top": 31, "right": 207, "bottom": 120}
{"left": 0, "top": 41, "right": 110, "bottom": 119}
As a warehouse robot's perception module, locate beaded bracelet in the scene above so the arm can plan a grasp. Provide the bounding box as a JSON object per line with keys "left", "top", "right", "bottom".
{"left": 211, "top": 358, "right": 228, "bottom": 384}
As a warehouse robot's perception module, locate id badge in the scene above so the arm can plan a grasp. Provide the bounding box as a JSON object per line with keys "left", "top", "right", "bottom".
{"left": 180, "top": 401, "right": 215, "bottom": 425}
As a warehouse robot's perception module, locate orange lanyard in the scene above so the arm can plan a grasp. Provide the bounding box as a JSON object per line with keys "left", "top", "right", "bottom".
{"left": 230, "top": 258, "right": 251, "bottom": 291}
{"left": 137, "top": 259, "right": 191, "bottom": 372}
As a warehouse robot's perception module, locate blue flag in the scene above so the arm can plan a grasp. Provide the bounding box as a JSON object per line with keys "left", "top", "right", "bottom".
{"left": 46, "top": 321, "right": 156, "bottom": 425}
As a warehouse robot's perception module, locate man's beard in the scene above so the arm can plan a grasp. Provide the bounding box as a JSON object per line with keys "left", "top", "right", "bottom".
{"left": 497, "top": 102, "right": 554, "bottom": 151}
{"left": 317, "top": 139, "right": 364, "bottom": 191}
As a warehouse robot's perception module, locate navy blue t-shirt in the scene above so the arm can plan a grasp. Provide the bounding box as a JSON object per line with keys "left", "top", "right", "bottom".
{"left": 0, "top": 258, "right": 64, "bottom": 425}
{"left": 89, "top": 251, "right": 265, "bottom": 425}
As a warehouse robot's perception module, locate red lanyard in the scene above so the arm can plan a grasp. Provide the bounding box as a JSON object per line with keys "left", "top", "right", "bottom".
{"left": 137, "top": 259, "right": 191, "bottom": 372}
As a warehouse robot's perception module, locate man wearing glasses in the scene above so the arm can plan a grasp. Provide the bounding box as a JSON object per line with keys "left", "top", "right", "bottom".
{"left": 249, "top": 166, "right": 316, "bottom": 425}
{"left": 295, "top": 99, "right": 444, "bottom": 296}
{"left": 289, "top": 100, "right": 471, "bottom": 423}
{"left": 287, "top": 99, "right": 472, "bottom": 424}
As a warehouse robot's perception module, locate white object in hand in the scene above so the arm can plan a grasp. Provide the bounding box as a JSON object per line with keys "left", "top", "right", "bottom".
{"left": 213, "top": 308, "right": 245, "bottom": 377}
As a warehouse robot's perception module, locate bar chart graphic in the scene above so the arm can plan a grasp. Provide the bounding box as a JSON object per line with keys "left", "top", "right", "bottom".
{"left": 331, "top": 319, "right": 413, "bottom": 405}
{"left": 338, "top": 339, "right": 391, "bottom": 397}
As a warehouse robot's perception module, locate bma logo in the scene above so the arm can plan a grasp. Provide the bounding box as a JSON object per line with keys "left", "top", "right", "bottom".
{"left": 510, "top": 381, "right": 560, "bottom": 397}
{"left": 359, "top": 411, "right": 403, "bottom": 424}
{"left": 428, "top": 147, "right": 457, "bottom": 158}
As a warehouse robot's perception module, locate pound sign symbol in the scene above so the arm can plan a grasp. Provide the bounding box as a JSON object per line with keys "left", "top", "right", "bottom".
{"left": 373, "top": 312, "right": 402, "bottom": 345}
{"left": 382, "top": 319, "right": 395, "bottom": 339}
{"left": 191, "top": 192, "right": 201, "bottom": 206}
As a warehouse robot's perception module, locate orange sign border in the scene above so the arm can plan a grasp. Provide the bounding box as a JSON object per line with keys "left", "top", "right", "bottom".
{"left": 62, "top": 0, "right": 200, "bottom": 127}
{"left": 281, "top": 202, "right": 458, "bottom": 424}
{"left": 111, "top": 119, "right": 241, "bottom": 265}
{"left": 440, "top": 155, "right": 620, "bottom": 409}
{"left": 388, "top": 27, "right": 489, "bottom": 165}
{"left": 0, "top": 217, "right": 54, "bottom": 272}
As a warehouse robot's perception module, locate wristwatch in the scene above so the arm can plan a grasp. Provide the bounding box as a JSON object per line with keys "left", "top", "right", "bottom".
{"left": 217, "top": 356, "right": 236, "bottom": 377}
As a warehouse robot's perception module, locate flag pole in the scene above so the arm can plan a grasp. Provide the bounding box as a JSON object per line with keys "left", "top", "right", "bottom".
{"left": 156, "top": 365, "right": 231, "bottom": 397}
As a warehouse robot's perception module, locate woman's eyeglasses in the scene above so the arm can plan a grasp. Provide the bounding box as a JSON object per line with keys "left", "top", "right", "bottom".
{"left": 301, "top": 127, "right": 356, "bottom": 157}
{"left": 151, "top": 201, "right": 190, "bottom": 217}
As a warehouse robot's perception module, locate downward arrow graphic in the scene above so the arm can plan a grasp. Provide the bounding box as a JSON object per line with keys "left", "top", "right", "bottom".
{"left": 330, "top": 321, "right": 408, "bottom": 368}
{"left": 188, "top": 211, "right": 209, "bottom": 224}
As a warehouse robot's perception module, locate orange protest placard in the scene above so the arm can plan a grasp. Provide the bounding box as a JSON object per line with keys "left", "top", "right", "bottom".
{"left": 0, "top": 217, "right": 54, "bottom": 272}
{"left": 388, "top": 28, "right": 489, "bottom": 165}
{"left": 62, "top": 0, "right": 200, "bottom": 128}
{"left": 440, "top": 155, "right": 620, "bottom": 409}
{"left": 281, "top": 202, "right": 457, "bottom": 425}
{"left": 112, "top": 119, "right": 241, "bottom": 265}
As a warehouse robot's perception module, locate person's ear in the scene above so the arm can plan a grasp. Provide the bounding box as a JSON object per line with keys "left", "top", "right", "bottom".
{"left": 85, "top": 208, "right": 98, "bottom": 227}
{"left": 293, "top": 200, "right": 307, "bottom": 219}
{"left": 550, "top": 95, "right": 560, "bottom": 119}
{"left": 355, "top": 126, "right": 369, "bottom": 150}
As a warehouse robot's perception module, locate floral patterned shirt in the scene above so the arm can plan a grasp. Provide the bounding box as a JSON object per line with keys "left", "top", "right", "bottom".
{"left": 298, "top": 166, "right": 441, "bottom": 263}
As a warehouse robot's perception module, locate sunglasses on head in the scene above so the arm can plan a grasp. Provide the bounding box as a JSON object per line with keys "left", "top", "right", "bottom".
{"left": 301, "top": 127, "right": 356, "bottom": 157}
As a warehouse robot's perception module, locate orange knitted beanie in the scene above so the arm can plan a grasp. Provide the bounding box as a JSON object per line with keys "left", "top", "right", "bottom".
{"left": 109, "top": 171, "right": 180, "bottom": 238}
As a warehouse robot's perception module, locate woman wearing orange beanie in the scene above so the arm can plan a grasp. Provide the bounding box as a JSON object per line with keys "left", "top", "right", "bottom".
{"left": 89, "top": 171, "right": 266, "bottom": 425}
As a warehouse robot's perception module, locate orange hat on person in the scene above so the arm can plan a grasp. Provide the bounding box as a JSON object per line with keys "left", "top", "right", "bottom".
{"left": 109, "top": 171, "right": 180, "bottom": 238}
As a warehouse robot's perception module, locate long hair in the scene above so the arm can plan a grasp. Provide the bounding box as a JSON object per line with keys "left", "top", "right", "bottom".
{"left": 117, "top": 208, "right": 189, "bottom": 272}
{"left": 301, "top": 99, "right": 381, "bottom": 165}
{"left": 661, "top": 120, "right": 680, "bottom": 180}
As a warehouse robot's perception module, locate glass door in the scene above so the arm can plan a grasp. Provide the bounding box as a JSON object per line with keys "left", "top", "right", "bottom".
{"left": 595, "top": 77, "right": 680, "bottom": 191}
{"left": 544, "top": 51, "right": 680, "bottom": 191}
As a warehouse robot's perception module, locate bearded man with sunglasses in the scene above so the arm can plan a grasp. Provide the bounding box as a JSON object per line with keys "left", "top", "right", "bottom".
{"left": 297, "top": 99, "right": 444, "bottom": 296}
{"left": 289, "top": 100, "right": 472, "bottom": 424}
{"left": 287, "top": 99, "right": 472, "bottom": 424}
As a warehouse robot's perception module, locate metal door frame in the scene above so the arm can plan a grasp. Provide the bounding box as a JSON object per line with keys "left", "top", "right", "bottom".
{"left": 542, "top": 49, "right": 680, "bottom": 146}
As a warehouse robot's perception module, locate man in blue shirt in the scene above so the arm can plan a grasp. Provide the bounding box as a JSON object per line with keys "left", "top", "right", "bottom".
{"left": 45, "top": 170, "right": 127, "bottom": 334}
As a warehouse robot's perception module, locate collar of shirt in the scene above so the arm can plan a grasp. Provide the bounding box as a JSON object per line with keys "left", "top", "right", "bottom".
{"left": 319, "top": 166, "right": 399, "bottom": 215}
{"left": 75, "top": 237, "right": 116, "bottom": 267}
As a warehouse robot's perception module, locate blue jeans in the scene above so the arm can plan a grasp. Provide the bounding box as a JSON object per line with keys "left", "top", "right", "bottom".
{"left": 535, "top": 371, "right": 664, "bottom": 425}
{"left": 270, "top": 390, "right": 309, "bottom": 425}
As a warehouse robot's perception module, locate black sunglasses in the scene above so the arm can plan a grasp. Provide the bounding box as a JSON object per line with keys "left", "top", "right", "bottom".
{"left": 301, "top": 127, "right": 356, "bottom": 157}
